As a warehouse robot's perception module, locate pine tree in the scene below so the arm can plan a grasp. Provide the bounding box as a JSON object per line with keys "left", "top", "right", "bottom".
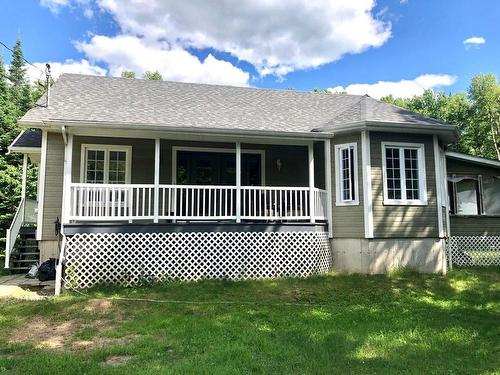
{"left": 8, "top": 39, "right": 27, "bottom": 87}
{"left": 8, "top": 38, "right": 32, "bottom": 116}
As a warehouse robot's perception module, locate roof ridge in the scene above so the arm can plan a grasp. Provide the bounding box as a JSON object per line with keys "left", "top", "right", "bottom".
{"left": 57, "top": 73, "right": 366, "bottom": 99}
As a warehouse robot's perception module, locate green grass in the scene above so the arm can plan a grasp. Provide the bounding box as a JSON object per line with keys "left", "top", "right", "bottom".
{"left": 0, "top": 269, "right": 499, "bottom": 374}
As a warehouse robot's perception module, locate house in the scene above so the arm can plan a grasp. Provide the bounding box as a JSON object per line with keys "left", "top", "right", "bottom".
{"left": 4, "top": 74, "right": 499, "bottom": 292}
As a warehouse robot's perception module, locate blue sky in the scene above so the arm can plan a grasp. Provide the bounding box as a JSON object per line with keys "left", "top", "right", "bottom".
{"left": 0, "top": 0, "right": 498, "bottom": 98}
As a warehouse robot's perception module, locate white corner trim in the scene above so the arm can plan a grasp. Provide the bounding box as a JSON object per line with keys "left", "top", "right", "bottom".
{"left": 61, "top": 134, "right": 73, "bottom": 224}
{"left": 324, "top": 140, "right": 334, "bottom": 238}
{"left": 361, "top": 131, "right": 373, "bottom": 238}
{"left": 36, "top": 130, "right": 48, "bottom": 241}
{"left": 433, "top": 136, "right": 444, "bottom": 238}
{"left": 334, "top": 142, "right": 359, "bottom": 206}
{"left": 381, "top": 141, "right": 428, "bottom": 206}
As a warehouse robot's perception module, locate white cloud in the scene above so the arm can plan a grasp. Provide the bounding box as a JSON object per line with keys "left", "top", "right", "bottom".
{"left": 327, "top": 74, "right": 457, "bottom": 99}
{"left": 75, "top": 35, "right": 250, "bottom": 86}
{"left": 463, "top": 36, "right": 486, "bottom": 49}
{"left": 463, "top": 36, "right": 486, "bottom": 45}
{"left": 25, "top": 59, "right": 107, "bottom": 83}
{"left": 48, "top": 0, "right": 391, "bottom": 77}
{"left": 40, "top": 0, "right": 70, "bottom": 13}
{"left": 40, "top": 0, "right": 93, "bottom": 17}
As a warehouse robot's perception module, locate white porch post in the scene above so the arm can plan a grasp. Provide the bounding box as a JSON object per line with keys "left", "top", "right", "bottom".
{"left": 236, "top": 141, "right": 242, "bottom": 223}
{"left": 154, "top": 138, "right": 160, "bottom": 223}
{"left": 21, "top": 153, "right": 28, "bottom": 201}
{"left": 61, "top": 133, "right": 73, "bottom": 224}
{"left": 308, "top": 142, "right": 315, "bottom": 223}
{"left": 324, "top": 140, "right": 333, "bottom": 237}
{"left": 56, "top": 132, "right": 72, "bottom": 296}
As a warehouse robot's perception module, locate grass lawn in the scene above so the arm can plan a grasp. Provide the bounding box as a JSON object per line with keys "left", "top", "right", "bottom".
{"left": 0, "top": 268, "right": 499, "bottom": 374}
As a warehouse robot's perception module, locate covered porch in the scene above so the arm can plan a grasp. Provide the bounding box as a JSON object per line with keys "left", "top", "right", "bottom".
{"left": 61, "top": 130, "right": 332, "bottom": 229}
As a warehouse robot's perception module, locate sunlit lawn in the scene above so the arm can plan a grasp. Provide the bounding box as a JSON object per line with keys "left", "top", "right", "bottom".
{"left": 0, "top": 268, "right": 499, "bottom": 374}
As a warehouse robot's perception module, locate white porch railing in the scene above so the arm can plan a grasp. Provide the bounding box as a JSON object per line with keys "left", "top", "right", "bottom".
{"left": 5, "top": 198, "right": 38, "bottom": 268}
{"left": 68, "top": 183, "right": 328, "bottom": 222}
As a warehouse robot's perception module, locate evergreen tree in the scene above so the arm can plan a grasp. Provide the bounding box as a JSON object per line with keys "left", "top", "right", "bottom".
{"left": 8, "top": 39, "right": 32, "bottom": 116}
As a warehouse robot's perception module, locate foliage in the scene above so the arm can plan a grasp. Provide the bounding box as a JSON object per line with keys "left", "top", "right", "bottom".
{"left": 468, "top": 74, "right": 500, "bottom": 159}
{"left": 0, "top": 269, "right": 498, "bottom": 373}
{"left": 142, "top": 70, "right": 162, "bottom": 80}
{"left": 382, "top": 74, "right": 500, "bottom": 160}
{"left": 121, "top": 70, "right": 136, "bottom": 78}
{"left": 0, "top": 39, "right": 39, "bottom": 249}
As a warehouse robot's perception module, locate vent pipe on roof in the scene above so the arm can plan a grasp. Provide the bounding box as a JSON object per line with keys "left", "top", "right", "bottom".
{"left": 45, "top": 63, "right": 51, "bottom": 108}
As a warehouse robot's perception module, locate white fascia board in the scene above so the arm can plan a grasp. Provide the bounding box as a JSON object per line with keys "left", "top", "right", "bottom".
{"left": 41, "top": 120, "right": 334, "bottom": 141}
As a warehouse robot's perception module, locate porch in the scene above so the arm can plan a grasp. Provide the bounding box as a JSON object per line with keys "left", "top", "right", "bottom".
{"left": 52, "top": 130, "right": 334, "bottom": 291}
{"left": 61, "top": 132, "right": 332, "bottom": 228}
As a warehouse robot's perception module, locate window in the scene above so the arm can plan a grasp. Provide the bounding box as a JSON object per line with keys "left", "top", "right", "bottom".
{"left": 81, "top": 145, "right": 131, "bottom": 184}
{"left": 448, "top": 174, "right": 500, "bottom": 216}
{"left": 335, "top": 143, "right": 358, "bottom": 205}
{"left": 382, "top": 142, "right": 427, "bottom": 205}
{"left": 482, "top": 176, "right": 500, "bottom": 215}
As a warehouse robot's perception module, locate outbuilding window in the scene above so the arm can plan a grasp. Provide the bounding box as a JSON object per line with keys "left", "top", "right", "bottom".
{"left": 382, "top": 142, "right": 427, "bottom": 205}
{"left": 448, "top": 174, "right": 500, "bottom": 216}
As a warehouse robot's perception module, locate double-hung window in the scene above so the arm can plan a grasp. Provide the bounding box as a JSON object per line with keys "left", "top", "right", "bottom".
{"left": 382, "top": 142, "right": 427, "bottom": 205}
{"left": 81, "top": 144, "right": 131, "bottom": 184}
{"left": 335, "top": 143, "right": 358, "bottom": 205}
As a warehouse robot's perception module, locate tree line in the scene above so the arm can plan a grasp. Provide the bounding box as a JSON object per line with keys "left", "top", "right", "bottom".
{"left": 381, "top": 74, "right": 500, "bottom": 160}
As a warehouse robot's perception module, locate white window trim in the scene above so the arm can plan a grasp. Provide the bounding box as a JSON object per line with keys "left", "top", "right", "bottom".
{"left": 334, "top": 142, "right": 359, "bottom": 206}
{"left": 80, "top": 144, "right": 132, "bottom": 184}
{"left": 381, "top": 142, "right": 428, "bottom": 206}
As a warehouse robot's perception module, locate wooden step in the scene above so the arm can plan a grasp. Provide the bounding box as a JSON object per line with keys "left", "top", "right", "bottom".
{"left": 12, "top": 252, "right": 40, "bottom": 256}
{"left": 13, "top": 259, "right": 39, "bottom": 263}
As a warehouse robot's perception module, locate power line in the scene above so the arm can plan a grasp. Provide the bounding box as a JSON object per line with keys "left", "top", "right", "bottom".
{"left": 0, "top": 40, "right": 45, "bottom": 74}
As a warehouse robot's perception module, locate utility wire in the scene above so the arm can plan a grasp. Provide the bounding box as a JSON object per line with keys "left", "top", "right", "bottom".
{"left": 0, "top": 40, "right": 45, "bottom": 74}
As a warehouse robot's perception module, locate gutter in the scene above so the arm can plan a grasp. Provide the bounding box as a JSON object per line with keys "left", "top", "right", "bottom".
{"left": 312, "top": 120, "right": 459, "bottom": 143}
{"left": 37, "top": 119, "right": 335, "bottom": 140}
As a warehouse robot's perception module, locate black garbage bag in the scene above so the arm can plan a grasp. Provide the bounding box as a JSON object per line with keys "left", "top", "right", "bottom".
{"left": 38, "top": 258, "right": 56, "bottom": 281}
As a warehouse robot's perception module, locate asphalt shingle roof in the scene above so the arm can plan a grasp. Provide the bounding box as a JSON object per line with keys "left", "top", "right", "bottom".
{"left": 9, "top": 129, "right": 42, "bottom": 148}
{"left": 21, "top": 74, "right": 451, "bottom": 134}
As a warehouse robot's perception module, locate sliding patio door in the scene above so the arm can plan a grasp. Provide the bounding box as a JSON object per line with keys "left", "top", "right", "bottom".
{"left": 175, "top": 150, "right": 262, "bottom": 218}
{"left": 176, "top": 151, "right": 261, "bottom": 186}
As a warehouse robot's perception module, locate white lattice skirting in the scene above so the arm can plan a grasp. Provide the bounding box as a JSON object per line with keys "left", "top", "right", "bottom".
{"left": 448, "top": 236, "right": 500, "bottom": 267}
{"left": 64, "top": 231, "right": 332, "bottom": 289}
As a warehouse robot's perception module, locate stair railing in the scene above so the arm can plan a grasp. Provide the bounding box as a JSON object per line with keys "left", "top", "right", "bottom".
{"left": 5, "top": 198, "right": 26, "bottom": 269}
{"left": 4, "top": 198, "right": 37, "bottom": 269}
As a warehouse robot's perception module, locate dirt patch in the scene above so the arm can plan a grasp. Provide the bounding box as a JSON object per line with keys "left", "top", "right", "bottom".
{"left": 83, "top": 299, "right": 113, "bottom": 313}
{"left": 104, "top": 355, "right": 133, "bottom": 366}
{"left": 9, "top": 315, "right": 133, "bottom": 352}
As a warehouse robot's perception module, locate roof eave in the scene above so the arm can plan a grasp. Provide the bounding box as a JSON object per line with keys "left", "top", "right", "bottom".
{"left": 313, "top": 120, "right": 459, "bottom": 143}
{"left": 39, "top": 119, "right": 334, "bottom": 140}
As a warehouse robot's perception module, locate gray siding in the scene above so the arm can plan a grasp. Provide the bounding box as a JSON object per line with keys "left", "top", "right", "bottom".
{"left": 72, "top": 137, "right": 313, "bottom": 187}
{"left": 331, "top": 133, "right": 365, "bottom": 238}
{"left": 72, "top": 136, "right": 155, "bottom": 183}
{"left": 446, "top": 158, "right": 500, "bottom": 175}
{"left": 42, "top": 132, "right": 64, "bottom": 241}
{"left": 370, "top": 132, "right": 438, "bottom": 238}
{"left": 450, "top": 216, "right": 500, "bottom": 236}
{"left": 447, "top": 157, "right": 500, "bottom": 236}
